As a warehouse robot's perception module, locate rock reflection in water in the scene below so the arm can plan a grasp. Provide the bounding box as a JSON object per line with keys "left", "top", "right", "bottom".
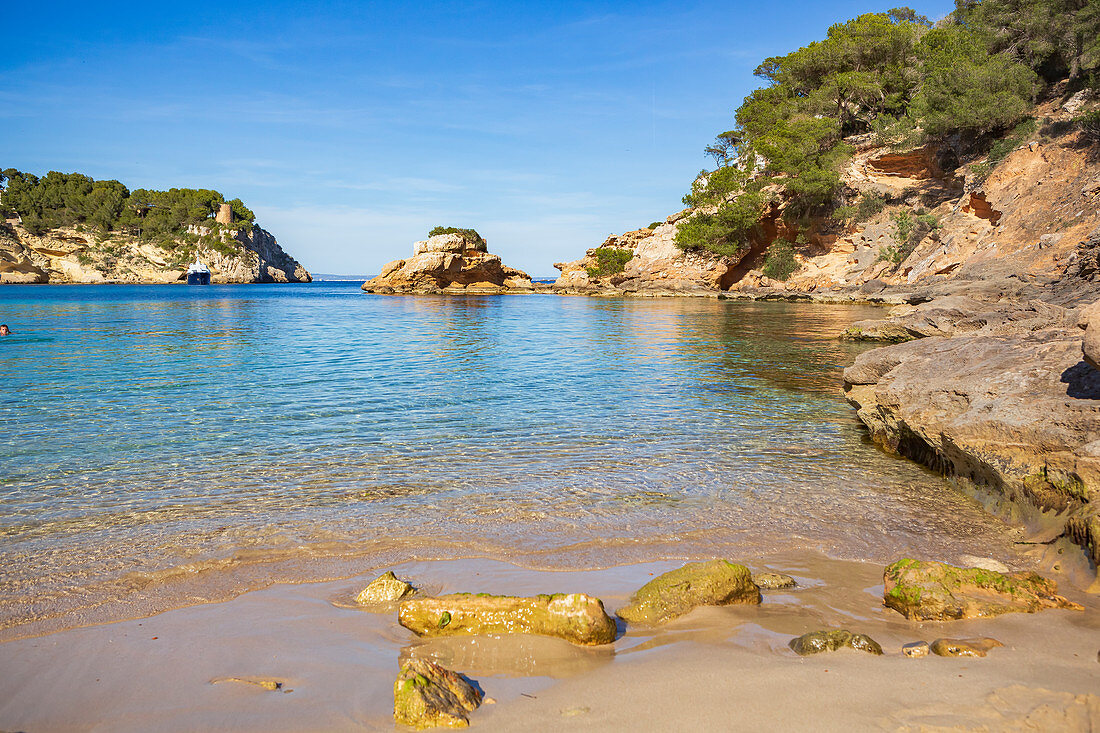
{"left": 400, "top": 634, "right": 615, "bottom": 679}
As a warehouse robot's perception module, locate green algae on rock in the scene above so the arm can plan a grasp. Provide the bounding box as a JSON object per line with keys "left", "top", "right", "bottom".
{"left": 356, "top": 571, "right": 415, "bottom": 606}
{"left": 789, "top": 629, "right": 883, "bottom": 656}
{"left": 617, "top": 560, "right": 761, "bottom": 626}
{"left": 394, "top": 658, "right": 482, "bottom": 729}
{"left": 883, "top": 559, "right": 1083, "bottom": 621}
{"left": 930, "top": 637, "right": 1004, "bottom": 657}
{"left": 398, "top": 593, "right": 617, "bottom": 646}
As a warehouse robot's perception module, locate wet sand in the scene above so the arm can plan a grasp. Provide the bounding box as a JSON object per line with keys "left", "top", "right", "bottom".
{"left": 0, "top": 554, "right": 1097, "bottom": 731}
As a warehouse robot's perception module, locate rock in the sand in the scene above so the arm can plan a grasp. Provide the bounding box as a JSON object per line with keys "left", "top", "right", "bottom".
{"left": 394, "top": 658, "right": 482, "bottom": 730}
{"left": 752, "top": 572, "right": 797, "bottom": 590}
{"left": 356, "top": 571, "right": 415, "bottom": 605}
{"left": 210, "top": 676, "right": 288, "bottom": 692}
{"left": 788, "top": 629, "right": 883, "bottom": 656}
{"left": 930, "top": 638, "right": 1004, "bottom": 657}
{"left": 883, "top": 559, "right": 1083, "bottom": 621}
{"left": 902, "top": 641, "right": 930, "bottom": 658}
{"left": 617, "top": 560, "right": 761, "bottom": 626}
{"left": 399, "top": 593, "right": 617, "bottom": 646}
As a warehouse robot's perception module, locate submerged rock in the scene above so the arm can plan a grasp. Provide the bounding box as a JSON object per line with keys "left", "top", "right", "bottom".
{"left": 356, "top": 571, "right": 415, "bottom": 605}
{"left": 617, "top": 560, "right": 761, "bottom": 626}
{"left": 362, "top": 232, "right": 535, "bottom": 294}
{"left": 399, "top": 593, "right": 617, "bottom": 646}
{"left": 789, "top": 629, "right": 883, "bottom": 656}
{"left": 393, "top": 658, "right": 482, "bottom": 730}
{"left": 752, "top": 572, "right": 797, "bottom": 590}
{"left": 883, "top": 559, "right": 1083, "bottom": 621}
{"left": 902, "top": 641, "right": 930, "bottom": 658}
{"left": 930, "top": 637, "right": 1004, "bottom": 657}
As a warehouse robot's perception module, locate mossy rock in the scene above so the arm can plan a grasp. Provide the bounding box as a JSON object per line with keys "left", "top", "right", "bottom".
{"left": 393, "top": 658, "right": 482, "bottom": 729}
{"left": 356, "top": 571, "right": 415, "bottom": 605}
{"left": 399, "top": 593, "right": 616, "bottom": 646}
{"left": 883, "top": 559, "right": 1083, "bottom": 621}
{"left": 789, "top": 629, "right": 883, "bottom": 656}
{"left": 617, "top": 560, "right": 761, "bottom": 626}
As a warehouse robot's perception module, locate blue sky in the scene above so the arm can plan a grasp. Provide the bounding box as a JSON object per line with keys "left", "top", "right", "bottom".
{"left": 3, "top": 1, "right": 953, "bottom": 276}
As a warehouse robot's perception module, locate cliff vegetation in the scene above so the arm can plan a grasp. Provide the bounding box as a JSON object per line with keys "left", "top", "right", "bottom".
{"left": 676, "top": 0, "right": 1100, "bottom": 258}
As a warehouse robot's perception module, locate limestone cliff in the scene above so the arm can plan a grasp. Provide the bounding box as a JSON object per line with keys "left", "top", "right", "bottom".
{"left": 362, "top": 232, "right": 535, "bottom": 294}
{"left": 552, "top": 93, "right": 1100, "bottom": 303}
{"left": 0, "top": 220, "right": 310, "bottom": 284}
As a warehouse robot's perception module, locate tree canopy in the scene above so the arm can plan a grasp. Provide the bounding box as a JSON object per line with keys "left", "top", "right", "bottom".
{"left": 0, "top": 168, "right": 256, "bottom": 238}
{"left": 676, "top": 1, "right": 1094, "bottom": 257}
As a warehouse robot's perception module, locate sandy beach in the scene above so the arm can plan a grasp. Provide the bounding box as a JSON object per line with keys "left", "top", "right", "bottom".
{"left": 1, "top": 554, "right": 1097, "bottom": 731}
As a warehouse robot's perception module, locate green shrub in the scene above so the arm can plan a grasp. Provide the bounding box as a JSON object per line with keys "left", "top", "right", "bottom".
{"left": 761, "top": 238, "right": 798, "bottom": 281}
{"left": 585, "top": 247, "right": 633, "bottom": 278}
{"left": 833, "top": 193, "right": 887, "bottom": 225}
{"left": 1078, "top": 109, "right": 1100, "bottom": 142}
{"left": 428, "top": 226, "right": 485, "bottom": 245}
{"left": 647, "top": 221, "right": 661, "bottom": 230}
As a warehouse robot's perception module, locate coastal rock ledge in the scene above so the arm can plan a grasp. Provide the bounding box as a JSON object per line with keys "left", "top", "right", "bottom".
{"left": 362, "top": 233, "right": 535, "bottom": 294}
{"left": 844, "top": 323, "right": 1100, "bottom": 590}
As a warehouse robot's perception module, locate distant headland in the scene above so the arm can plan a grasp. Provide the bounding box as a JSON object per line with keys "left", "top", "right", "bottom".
{"left": 0, "top": 169, "right": 310, "bottom": 284}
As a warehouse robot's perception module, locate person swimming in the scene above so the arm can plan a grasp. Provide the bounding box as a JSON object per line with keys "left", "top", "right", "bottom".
{"left": 0, "top": 325, "right": 10, "bottom": 336}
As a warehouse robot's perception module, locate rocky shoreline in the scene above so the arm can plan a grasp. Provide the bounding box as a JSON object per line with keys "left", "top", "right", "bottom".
{"left": 354, "top": 557, "right": 1091, "bottom": 727}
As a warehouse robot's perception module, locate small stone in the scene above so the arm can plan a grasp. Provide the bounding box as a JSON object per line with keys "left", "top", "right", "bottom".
{"left": 393, "top": 658, "right": 482, "bottom": 730}
{"left": 789, "top": 629, "right": 882, "bottom": 656}
{"left": 902, "top": 641, "right": 930, "bottom": 658}
{"left": 752, "top": 572, "right": 797, "bottom": 590}
{"left": 211, "top": 676, "right": 288, "bottom": 692}
{"left": 356, "top": 571, "right": 414, "bottom": 605}
{"left": 930, "top": 637, "right": 1004, "bottom": 657}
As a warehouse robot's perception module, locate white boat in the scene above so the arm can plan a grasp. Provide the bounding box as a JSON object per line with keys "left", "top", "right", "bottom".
{"left": 186, "top": 259, "right": 211, "bottom": 285}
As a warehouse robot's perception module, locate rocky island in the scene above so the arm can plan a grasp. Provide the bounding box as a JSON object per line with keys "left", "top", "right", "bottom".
{"left": 0, "top": 169, "right": 310, "bottom": 284}
{"left": 362, "top": 228, "right": 536, "bottom": 294}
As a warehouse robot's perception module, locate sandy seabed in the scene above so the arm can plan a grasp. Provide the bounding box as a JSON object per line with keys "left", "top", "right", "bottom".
{"left": 0, "top": 554, "right": 1097, "bottom": 732}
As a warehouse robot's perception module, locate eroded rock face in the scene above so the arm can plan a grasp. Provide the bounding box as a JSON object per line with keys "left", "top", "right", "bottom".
{"left": 617, "top": 560, "right": 761, "bottom": 625}
{"left": 393, "top": 658, "right": 482, "bottom": 730}
{"left": 0, "top": 221, "right": 310, "bottom": 284}
{"left": 398, "top": 593, "right": 617, "bottom": 646}
{"left": 883, "top": 560, "right": 1082, "bottom": 620}
{"left": 356, "top": 571, "right": 414, "bottom": 605}
{"left": 844, "top": 331, "right": 1100, "bottom": 588}
{"left": 552, "top": 214, "right": 740, "bottom": 297}
{"left": 1082, "top": 300, "right": 1100, "bottom": 371}
{"left": 788, "top": 629, "right": 883, "bottom": 656}
{"left": 363, "top": 233, "right": 534, "bottom": 294}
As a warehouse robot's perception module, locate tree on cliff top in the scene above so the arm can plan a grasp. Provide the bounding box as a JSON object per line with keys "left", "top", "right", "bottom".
{"left": 675, "top": 1, "right": 1068, "bottom": 258}
{"left": 0, "top": 168, "right": 256, "bottom": 238}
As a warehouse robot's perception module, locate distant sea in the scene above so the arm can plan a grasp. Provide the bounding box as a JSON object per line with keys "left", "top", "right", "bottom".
{"left": 0, "top": 283, "right": 1023, "bottom": 633}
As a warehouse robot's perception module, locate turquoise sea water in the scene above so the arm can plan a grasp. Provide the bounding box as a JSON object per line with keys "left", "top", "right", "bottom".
{"left": 0, "top": 284, "right": 1023, "bottom": 633}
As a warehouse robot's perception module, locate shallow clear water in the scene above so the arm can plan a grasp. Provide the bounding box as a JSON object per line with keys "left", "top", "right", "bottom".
{"left": 0, "top": 284, "right": 1023, "bottom": 633}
